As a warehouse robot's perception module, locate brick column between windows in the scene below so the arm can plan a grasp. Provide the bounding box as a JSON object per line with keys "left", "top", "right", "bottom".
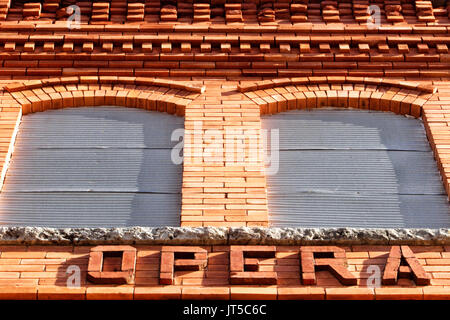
{"left": 181, "top": 85, "right": 269, "bottom": 227}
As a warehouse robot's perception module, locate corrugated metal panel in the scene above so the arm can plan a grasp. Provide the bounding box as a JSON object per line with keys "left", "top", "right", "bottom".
{"left": 262, "top": 108, "right": 450, "bottom": 228}
{"left": 15, "top": 107, "right": 183, "bottom": 149}
{"left": 4, "top": 149, "right": 181, "bottom": 193}
{"left": 267, "top": 194, "right": 450, "bottom": 229}
{"left": 0, "top": 107, "right": 183, "bottom": 227}
{"left": 0, "top": 193, "right": 180, "bottom": 227}
{"left": 263, "top": 109, "right": 431, "bottom": 151}
{"left": 269, "top": 151, "right": 444, "bottom": 195}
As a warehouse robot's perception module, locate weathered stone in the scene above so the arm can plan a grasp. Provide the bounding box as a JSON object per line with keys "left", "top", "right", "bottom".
{"left": 0, "top": 227, "right": 448, "bottom": 245}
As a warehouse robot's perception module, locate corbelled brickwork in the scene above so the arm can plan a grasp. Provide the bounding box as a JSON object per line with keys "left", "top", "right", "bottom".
{"left": 0, "top": 0, "right": 449, "bottom": 299}
{"left": 0, "top": 24, "right": 448, "bottom": 78}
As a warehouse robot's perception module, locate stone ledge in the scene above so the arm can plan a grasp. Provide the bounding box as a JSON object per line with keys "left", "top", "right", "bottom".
{"left": 0, "top": 226, "right": 449, "bottom": 245}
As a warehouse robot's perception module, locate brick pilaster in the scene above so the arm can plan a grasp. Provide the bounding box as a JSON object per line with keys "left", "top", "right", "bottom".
{"left": 181, "top": 84, "right": 269, "bottom": 227}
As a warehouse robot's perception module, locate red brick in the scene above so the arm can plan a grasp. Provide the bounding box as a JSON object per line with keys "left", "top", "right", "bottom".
{"left": 325, "top": 288, "right": 375, "bottom": 300}
{"left": 134, "top": 287, "right": 181, "bottom": 300}
{"left": 181, "top": 287, "right": 230, "bottom": 300}
{"left": 230, "top": 287, "right": 277, "bottom": 300}
{"left": 278, "top": 287, "right": 325, "bottom": 300}
{"left": 375, "top": 288, "right": 423, "bottom": 300}
{"left": 423, "top": 287, "right": 450, "bottom": 300}
{"left": 86, "top": 287, "right": 134, "bottom": 300}
{"left": 38, "top": 287, "right": 86, "bottom": 300}
{"left": 0, "top": 286, "right": 35, "bottom": 300}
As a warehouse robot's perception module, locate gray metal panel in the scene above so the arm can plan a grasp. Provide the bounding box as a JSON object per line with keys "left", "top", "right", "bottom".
{"left": 263, "top": 108, "right": 450, "bottom": 228}
{"left": 262, "top": 108, "right": 431, "bottom": 151}
{"left": 16, "top": 106, "right": 184, "bottom": 149}
{"left": 267, "top": 194, "right": 450, "bottom": 229}
{"left": 4, "top": 149, "right": 181, "bottom": 193}
{"left": 268, "top": 150, "right": 445, "bottom": 195}
{"left": 0, "top": 193, "right": 180, "bottom": 227}
{"left": 1, "top": 106, "right": 183, "bottom": 227}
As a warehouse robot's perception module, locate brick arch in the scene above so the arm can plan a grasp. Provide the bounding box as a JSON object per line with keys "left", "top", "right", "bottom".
{"left": 0, "top": 76, "right": 205, "bottom": 191}
{"left": 240, "top": 77, "right": 450, "bottom": 202}
{"left": 5, "top": 76, "right": 205, "bottom": 116}
{"left": 239, "top": 77, "right": 435, "bottom": 118}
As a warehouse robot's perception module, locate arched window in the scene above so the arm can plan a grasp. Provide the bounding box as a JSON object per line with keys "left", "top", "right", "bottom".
{"left": 0, "top": 106, "right": 183, "bottom": 227}
{"left": 263, "top": 108, "right": 450, "bottom": 228}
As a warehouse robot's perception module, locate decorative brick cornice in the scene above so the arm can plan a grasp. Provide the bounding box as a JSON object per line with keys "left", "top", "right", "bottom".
{"left": 1, "top": 0, "right": 449, "bottom": 27}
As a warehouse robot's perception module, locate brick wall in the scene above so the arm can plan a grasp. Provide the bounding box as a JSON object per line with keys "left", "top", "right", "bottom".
{"left": 0, "top": 76, "right": 446, "bottom": 227}
{"left": 0, "top": 244, "right": 447, "bottom": 300}
{"left": 0, "top": 0, "right": 449, "bottom": 299}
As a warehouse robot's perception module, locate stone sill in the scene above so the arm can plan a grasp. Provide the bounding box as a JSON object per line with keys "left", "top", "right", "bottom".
{"left": 0, "top": 226, "right": 449, "bottom": 246}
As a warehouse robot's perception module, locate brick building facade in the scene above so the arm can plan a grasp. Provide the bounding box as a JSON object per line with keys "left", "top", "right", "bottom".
{"left": 0, "top": 0, "right": 448, "bottom": 300}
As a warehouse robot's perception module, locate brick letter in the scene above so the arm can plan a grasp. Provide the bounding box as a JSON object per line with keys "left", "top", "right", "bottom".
{"left": 87, "top": 245, "right": 137, "bottom": 285}
{"left": 159, "top": 246, "right": 208, "bottom": 285}
{"left": 230, "top": 246, "right": 277, "bottom": 285}
{"left": 383, "top": 245, "right": 431, "bottom": 285}
{"left": 300, "top": 246, "right": 357, "bottom": 285}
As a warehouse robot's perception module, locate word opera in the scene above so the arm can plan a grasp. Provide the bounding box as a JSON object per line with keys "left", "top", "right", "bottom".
{"left": 86, "top": 245, "right": 431, "bottom": 286}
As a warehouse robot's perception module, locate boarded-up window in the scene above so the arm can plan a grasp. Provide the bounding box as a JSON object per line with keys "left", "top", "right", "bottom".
{"left": 0, "top": 106, "right": 183, "bottom": 227}
{"left": 263, "top": 108, "right": 450, "bottom": 228}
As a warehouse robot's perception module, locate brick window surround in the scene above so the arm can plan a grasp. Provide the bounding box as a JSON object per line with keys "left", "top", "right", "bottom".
{"left": 0, "top": 75, "right": 446, "bottom": 228}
